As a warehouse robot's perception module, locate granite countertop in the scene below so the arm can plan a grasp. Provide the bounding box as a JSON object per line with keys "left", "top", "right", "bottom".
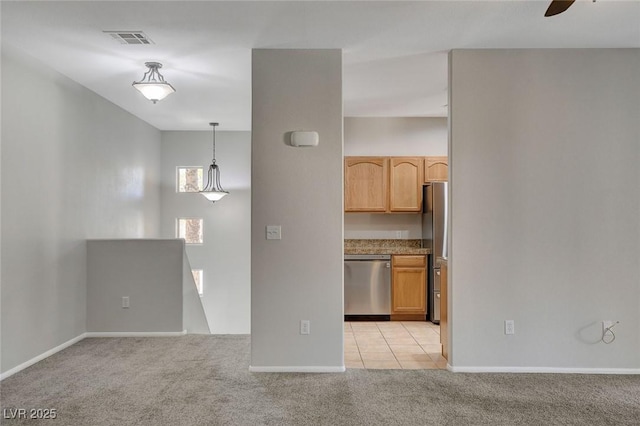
{"left": 344, "top": 239, "right": 431, "bottom": 255}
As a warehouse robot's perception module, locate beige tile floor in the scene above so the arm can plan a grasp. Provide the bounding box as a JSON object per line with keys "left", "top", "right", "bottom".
{"left": 344, "top": 321, "right": 447, "bottom": 370}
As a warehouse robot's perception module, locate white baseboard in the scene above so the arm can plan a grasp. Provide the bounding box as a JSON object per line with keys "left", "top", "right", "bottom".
{"left": 85, "top": 330, "right": 187, "bottom": 337}
{"left": 0, "top": 333, "right": 86, "bottom": 381}
{"left": 249, "top": 365, "right": 346, "bottom": 373}
{"left": 448, "top": 365, "right": 640, "bottom": 375}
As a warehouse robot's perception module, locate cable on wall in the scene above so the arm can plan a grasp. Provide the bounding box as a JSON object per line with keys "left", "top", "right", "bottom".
{"left": 601, "top": 321, "right": 620, "bottom": 344}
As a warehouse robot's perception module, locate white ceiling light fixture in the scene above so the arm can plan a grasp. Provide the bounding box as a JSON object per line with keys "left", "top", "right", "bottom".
{"left": 200, "top": 122, "right": 229, "bottom": 203}
{"left": 132, "top": 62, "right": 175, "bottom": 103}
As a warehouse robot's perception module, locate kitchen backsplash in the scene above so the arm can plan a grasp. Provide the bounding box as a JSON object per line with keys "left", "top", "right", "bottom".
{"left": 344, "top": 213, "right": 422, "bottom": 239}
{"left": 344, "top": 238, "right": 429, "bottom": 255}
{"left": 344, "top": 239, "right": 423, "bottom": 249}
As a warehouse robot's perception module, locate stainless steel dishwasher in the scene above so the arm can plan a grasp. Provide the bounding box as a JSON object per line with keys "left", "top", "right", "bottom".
{"left": 344, "top": 254, "right": 391, "bottom": 317}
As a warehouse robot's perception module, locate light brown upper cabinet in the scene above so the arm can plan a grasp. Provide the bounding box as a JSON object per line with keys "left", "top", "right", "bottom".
{"left": 424, "top": 156, "right": 448, "bottom": 182}
{"left": 389, "top": 157, "right": 424, "bottom": 212}
{"left": 345, "top": 157, "right": 424, "bottom": 213}
{"left": 344, "top": 157, "right": 389, "bottom": 212}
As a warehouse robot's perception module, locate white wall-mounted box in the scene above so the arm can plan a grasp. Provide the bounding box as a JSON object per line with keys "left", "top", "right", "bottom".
{"left": 290, "top": 131, "right": 319, "bottom": 147}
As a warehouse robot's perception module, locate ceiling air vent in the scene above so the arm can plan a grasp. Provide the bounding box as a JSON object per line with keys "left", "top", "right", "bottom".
{"left": 103, "top": 31, "right": 154, "bottom": 45}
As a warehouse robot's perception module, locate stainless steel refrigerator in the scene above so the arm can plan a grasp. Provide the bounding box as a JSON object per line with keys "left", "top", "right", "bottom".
{"left": 422, "top": 182, "right": 448, "bottom": 324}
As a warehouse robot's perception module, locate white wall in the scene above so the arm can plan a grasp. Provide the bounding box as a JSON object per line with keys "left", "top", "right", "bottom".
{"left": 1, "top": 47, "right": 161, "bottom": 374}
{"left": 344, "top": 117, "right": 447, "bottom": 156}
{"left": 182, "top": 251, "right": 210, "bottom": 334}
{"left": 87, "top": 240, "right": 183, "bottom": 332}
{"left": 344, "top": 214, "right": 422, "bottom": 239}
{"left": 449, "top": 49, "right": 640, "bottom": 371}
{"left": 251, "top": 49, "right": 344, "bottom": 371}
{"left": 0, "top": 18, "right": 4, "bottom": 380}
{"left": 344, "top": 117, "right": 448, "bottom": 239}
{"left": 160, "top": 131, "right": 251, "bottom": 334}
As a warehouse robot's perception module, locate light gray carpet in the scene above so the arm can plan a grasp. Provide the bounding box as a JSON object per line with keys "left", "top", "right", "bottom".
{"left": 1, "top": 336, "right": 638, "bottom": 425}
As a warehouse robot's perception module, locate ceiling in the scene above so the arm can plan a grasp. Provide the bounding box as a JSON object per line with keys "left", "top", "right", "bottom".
{"left": 2, "top": 1, "right": 639, "bottom": 131}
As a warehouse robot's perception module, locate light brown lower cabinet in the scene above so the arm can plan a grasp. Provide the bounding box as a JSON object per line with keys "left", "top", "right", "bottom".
{"left": 391, "top": 255, "right": 426, "bottom": 321}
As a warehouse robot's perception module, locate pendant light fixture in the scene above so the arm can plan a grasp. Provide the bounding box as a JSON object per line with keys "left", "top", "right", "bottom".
{"left": 200, "top": 122, "right": 229, "bottom": 202}
{"left": 132, "top": 62, "right": 175, "bottom": 103}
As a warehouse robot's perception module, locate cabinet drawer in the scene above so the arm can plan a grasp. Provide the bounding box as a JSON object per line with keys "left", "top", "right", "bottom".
{"left": 392, "top": 255, "right": 426, "bottom": 268}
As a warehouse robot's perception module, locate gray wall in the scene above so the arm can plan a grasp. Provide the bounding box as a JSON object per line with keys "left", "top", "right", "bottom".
{"left": 449, "top": 49, "right": 640, "bottom": 370}
{"left": 344, "top": 117, "right": 447, "bottom": 156}
{"left": 251, "top": 49, "right": 344, "bottom": 370}
{"left": 160, "top": 131, "right": 251, "bottom": 334}
{"left": 344, "top": 117, "right": 448, "bottom": 240}
{"left": 87, "top": 240, "right": 183, "bottom": 332}
{"left": 344, "top": 214, "right": 423, "bottom": 240}
{"left": 1, "top": 47, "right": 161, "bottom": 374}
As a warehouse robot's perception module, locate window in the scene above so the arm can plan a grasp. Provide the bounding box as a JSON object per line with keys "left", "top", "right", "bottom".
{"left": 177, "top": 218, "right": 204, "bottom": 244}
{"left": 177, "top": 167, "right": 204, "bottom": 192}
{"left": 192, "top": 269, "right": 204, "bottom": 296}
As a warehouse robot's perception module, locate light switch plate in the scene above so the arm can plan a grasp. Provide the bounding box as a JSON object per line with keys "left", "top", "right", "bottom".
{"left": 266, "top": 225, "right": 281, "bottom": 240}
{"left": 505, "top": 320, "right": 515, "bottom": 335}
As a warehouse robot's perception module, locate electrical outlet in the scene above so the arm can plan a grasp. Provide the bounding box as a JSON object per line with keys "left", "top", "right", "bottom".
{"left": 266, "top": 225, "right": 281, "bottom": 240}
{"left": 505, "top": 320, "right": 515, "bottom": 335}
{"left": 122, "top": 296, "right": 130, "bottom": 309}
{"left": 300, "top": 320, "right": 310, "bottom": 335}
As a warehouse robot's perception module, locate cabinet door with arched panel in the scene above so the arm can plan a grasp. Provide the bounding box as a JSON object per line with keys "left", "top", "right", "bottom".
{"left": 344, "top": 157, "right": 389, "bottom": 212}
{"left": 390, "top": 157, "right": 423, "bottom": 212}
{"left": 424, "top": 156, "right": 448, "bottom": 182}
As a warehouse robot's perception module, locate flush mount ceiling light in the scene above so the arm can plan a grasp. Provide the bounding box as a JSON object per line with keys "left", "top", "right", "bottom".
{"left": 200, "top": 122, "right": 229, "bottom": 203}
{"left": 132, "top": 62, "right": 175, "bottom": 103}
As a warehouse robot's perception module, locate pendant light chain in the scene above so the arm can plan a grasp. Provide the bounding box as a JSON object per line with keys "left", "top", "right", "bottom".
{"left": 211, "top": 122, "right": 217, "bottom": 164}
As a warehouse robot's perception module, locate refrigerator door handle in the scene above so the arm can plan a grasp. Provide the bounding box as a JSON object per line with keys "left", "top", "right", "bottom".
{"left": 442, "top": 183, "right": 448, "bottom": 259}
